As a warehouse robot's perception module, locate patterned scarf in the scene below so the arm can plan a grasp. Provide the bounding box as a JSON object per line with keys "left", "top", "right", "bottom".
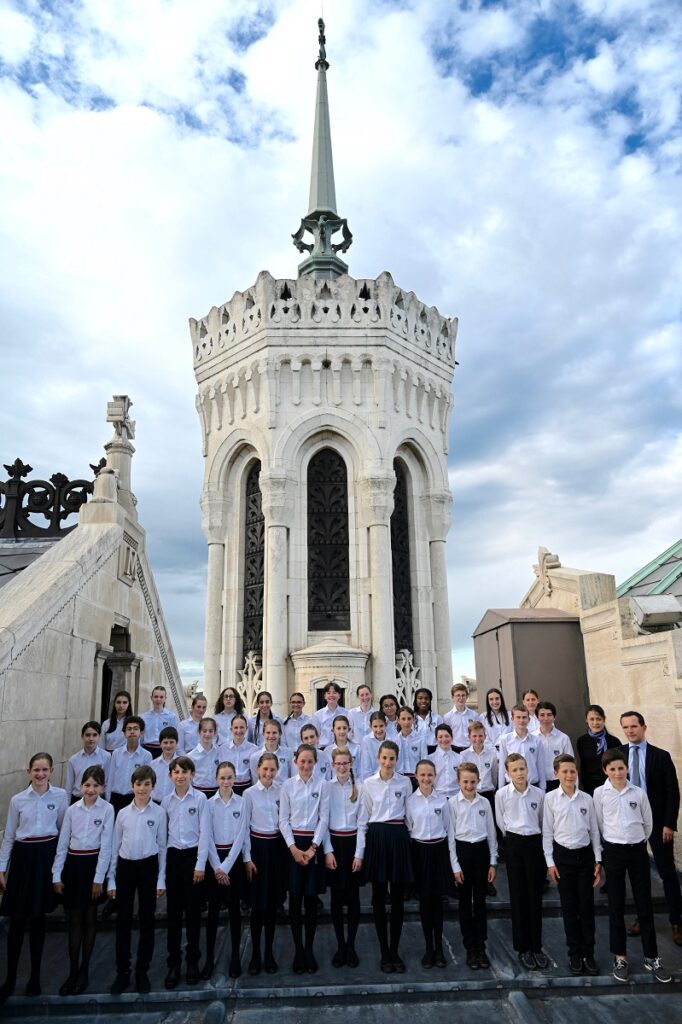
{"left": 588, "top": 728, "right": 607, "bottom": 755}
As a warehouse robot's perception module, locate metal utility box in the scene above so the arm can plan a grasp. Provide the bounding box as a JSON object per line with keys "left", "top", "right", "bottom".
{"left": 472, "top": 609, "right": 589, "bottom": 745}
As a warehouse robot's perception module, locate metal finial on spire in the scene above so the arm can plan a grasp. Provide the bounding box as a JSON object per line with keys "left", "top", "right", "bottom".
{"left": 292, "top": 18, "right": 352, "bottom": 280}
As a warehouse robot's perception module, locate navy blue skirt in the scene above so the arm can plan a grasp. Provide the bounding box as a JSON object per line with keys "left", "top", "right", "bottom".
{"left": 288, "top": 835, "right": 326, "bottom": 896}
{"left": 61, "top": 852, "right": 107, "bottom": 912}
{"left": 326, "top": 832, "right": 363, "bottom": 891}
{"left": 249, "top": 835, "right": 287, "bottom": 911}
{"left": 363, "top": 822, "right": 413, "bottom": 884}
{"left": 204, "top": 854, "right": 244, "bottom": 908}
{"left": 411, "top": 838, "right": 456, "bottom": 897}
{"left": 0, "top": 839, "right": 58, "bottom": 919}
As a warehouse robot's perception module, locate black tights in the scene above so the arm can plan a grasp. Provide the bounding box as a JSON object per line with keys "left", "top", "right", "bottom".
{"left": 371, "top": 882, "right": 404, "bottom": 954}
{"left": 67, "top": 907, "right": 97, "bottom": 978}
{"left": 289, "top": 893, "right": 318, "bottom": 953}
{"left": 4, "top": 917, "right": 45, "bottom": 985}
{"left": 418, "top": 892, "right": 444, "bottom": 952}
{"left": 330, "top": 887, "right": 360, "bottom": 951}
{"left": 250, "top": 908, "right": 276, "bottom": 960}
{"left": 206, "top": 898, "right": 242, "bottom": 964}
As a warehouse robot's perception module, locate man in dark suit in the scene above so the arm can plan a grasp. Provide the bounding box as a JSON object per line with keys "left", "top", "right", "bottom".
{"left": 620, "top": 711, "right": 682, "bottom": 945}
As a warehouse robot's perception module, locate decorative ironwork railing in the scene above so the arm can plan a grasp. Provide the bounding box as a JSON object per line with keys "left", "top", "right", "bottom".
{"left": 0, "top": 458, "right": 99, "bottom": 539}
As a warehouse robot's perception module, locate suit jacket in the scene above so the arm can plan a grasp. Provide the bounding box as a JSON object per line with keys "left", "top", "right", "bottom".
{"left": 621, "top": 741, "right": 680, "bottom": 831}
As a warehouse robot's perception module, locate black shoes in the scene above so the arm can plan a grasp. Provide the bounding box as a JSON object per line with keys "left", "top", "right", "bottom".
{"left": 292, "top": 948, "right": 306, "bottom": 975}
{"left": 519, "top": 951, "right": 536, "bottom": 971}
{"left": 422, "top": 950, "right": 435, "bottom": 968}
{"left": 59, "top": 975, "right": 76, "bottom": 997}
{"left": 135, "top": 970, "right": 151, "bottom": 994}
{"left": 583, "top": 955, "right": 599, "bottom": 976}
{"left": 0, "top": 980, "right": 15, "bottom": 1005}
{"left": 305, "top": 949, "right": 318, "bottom": 973}
{"left": 229, "top": 957, "right": 243, "bottom": 978}
{"left": 201, "top": 958, "right": 214, "bottom": 981}
{"left": 346, "top": 946, "right": 359, "bottom": 968}
{"left": 391, "top": 951, "right": 406, "bottom": 973}
{"left": 477, "top": 948, "right": 491, "bottom": 969}
{"left": 248, "top": 954, "right": 261, "bottom": 976}
{"left": 569, "top": 954, "right": 583, "bottom": 975}
{"left": 380, "top": 952, "right": 394, "bottom": 973}
{"left": 263, "top": 952, "right": 278, "bottom": 974}
{"left": 165, "top": 966, "right": 180, "bottom": 989}
{"left": 110, "top": 973, "right": 130, "bottom": 995}
{"left": 466, "top": 950, "right": 479, "bottom": 970}
{"left": 332, "top": 945, "right": 346, "bottom": 967}
{"left": 434, "top": 945, "right": 447, "bottom": 968}
{"left": 25, "top": 977, "right": 41, "bottom": 997}
{"left": 533, "top": 951, "right": 550, "bottom": 970}
{"left": 186, "top": 963, "right": 200, "bottom": 985}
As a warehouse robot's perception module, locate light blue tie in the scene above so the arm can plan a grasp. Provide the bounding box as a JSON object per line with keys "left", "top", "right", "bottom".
{"left": 631, "top": 745, "right": 641, "bottom": 787}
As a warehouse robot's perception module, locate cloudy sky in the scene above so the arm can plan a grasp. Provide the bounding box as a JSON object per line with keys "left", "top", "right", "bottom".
{"left": 1, "top": 0, "right": 680, "bottom": 685}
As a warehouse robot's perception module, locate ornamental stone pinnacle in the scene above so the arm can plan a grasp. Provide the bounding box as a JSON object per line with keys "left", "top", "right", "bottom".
{"left": 292, "top": 18, "right": 352, "bottom": 280}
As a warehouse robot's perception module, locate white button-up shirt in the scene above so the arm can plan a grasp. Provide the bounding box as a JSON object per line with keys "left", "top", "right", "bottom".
{"left": 312, "top": 706, "right": 346, "bottom": 748}
{"left": 542, "top": 786, "right": 601, "bottom": 866}
{"left": 536, "top": 728, "right": 574, "bottom": 783}
{"left": 52, "top": 796, "right": 114, "bottom": 884}
{"left": 448, "top": 791, "right": 498, "bottom": 870}
{"left": 396, "top": 730, "right": 427, "bottom": 775}
{"left": 242, "top": 781, "right": 282, "bottom": 861}
{"left": 495, "top": 783, "right": 544, "bottom": 836}
{"left": 219, "top": 738, "right": 259, "bottom": 783}
{"left": 281, "top": 713, "right": 313, "bottom": 751}
{"left": 322, "top": 776, "right": 363, "bottom": 853}
{"left": 141, "top": 708, "right": 179, "bottom": 745}
{"left": 108, "top": 799, "right": 167, "bottom": 890}
{"left": 359, "top": 735, "right": 383, "bottom": 781}
{"left": 162, "top": 788, "right": 208, "bottom": 870}
{"left": 593, "top": 779, "right": 653, "bottom": 845}
{"left": 443, "top": 707, "right": 478, "bottom": 747}
{"left": 478, "top": 712, "right": 511, "bottom": 749}
{"left": 151, "top": 754, "right": 175, "bottom": 803}
{"left": 100, "top": 717, "right": 127, "bottom": 752}
{"left": 406, "top": 788, "right": 454, "bottom": 844}
{"left": 497, "top": 731, "right": 542, "bottom": 788}
{"left": 356, "top": 772, "right": 412, "bottom": 858}
{"left": 347, "top": 705, "right": 377, "bottom": 743}
{"left": 414, "top": 712, "right": 444, "bottom": 748}
{"left": 178, "top": 717, "right": 203, "bottom": 753}
{"left": 312, "top": 746, "right": 332, "bottom": 783}
{"left": 250, "top": 745, "right": 292, "bottom": 784}
{"left": 106, "top": 743, "right": 153, "bottom": 798}
{"left": 248, "top": 713, "right": 284, "bottom": 746}
{"left": 206, "top": 791, "right": 247, "bottom": 874}
{"left": 0, "top": 784, "right": 68, "bottom": 870}
{"left": 187, "top": 743, "right": 222, "bottom": 789}
{"left": 279, "top": 774, "right": 329, "bottom": 848}
{"left": 214, "top": 710, "right": 237, "bottom": 744}
{"left": 65, "top": 747, "right": 111, "bottom": 797}
{"left": 432, "top": 747, "right": 461, "bottom": 796}
{"left": 459, "top": 744, "right": 498, "bottom": 793}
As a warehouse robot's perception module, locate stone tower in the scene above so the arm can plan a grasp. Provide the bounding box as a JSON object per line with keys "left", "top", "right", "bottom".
{"left": 190, "top": 20, "right": 457, "bottom": 716}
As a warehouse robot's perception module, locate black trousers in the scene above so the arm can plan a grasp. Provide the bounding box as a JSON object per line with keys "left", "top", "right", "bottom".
{"left": 115, "top": 855, "right": 158, "bottom": 973}
{"left": 166, "top": 847, "right": 202, "bottom": 967}
{"left": 553, "top": 842, "right": 595, "bottom": 957}
{"left": 455, "top": 839, "right": 490, "bottom": 951}
{"left": 602, "top": 840, "right": 657, "bottom": 958}
{"left": 505, "top": 833, "right": 545, "bottom": 953}
{"left": 649, "top": 826, "right": 682, "bottom": 925}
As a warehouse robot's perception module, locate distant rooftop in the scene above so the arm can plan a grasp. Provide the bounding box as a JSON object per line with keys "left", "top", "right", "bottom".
{"left": 616, "top": 538, "right": 682, "bottom": 600}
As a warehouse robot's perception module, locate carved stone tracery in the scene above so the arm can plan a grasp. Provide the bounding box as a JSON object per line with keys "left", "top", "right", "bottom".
{"left": 391, "top": 461, "right": 414, "bottom": 653}
{"left": 307, "top": 448, "right": 350, "bottom": 631}
{"left": 242, "top": 462, "right": 265, "bottom": 660}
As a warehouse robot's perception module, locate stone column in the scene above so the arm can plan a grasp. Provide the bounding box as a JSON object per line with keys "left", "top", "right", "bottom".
{"left": 358, "top": 467, "right": 396, "bottom": 695}
{"left": 104, "top": 395, "right": 137, "bottom": 517}
{"left": 425, "top": 490, "right": 454, "bottom": 709}
{"left": 259, "top": 469, "right": 295, "bottom": 717}
{"left": 200, "top": 490, "right": 231, "bottom": 705}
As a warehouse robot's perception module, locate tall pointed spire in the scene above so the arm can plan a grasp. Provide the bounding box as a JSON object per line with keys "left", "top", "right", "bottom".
{"left": 292, "top": 18, "right": 352, "bottom": 280}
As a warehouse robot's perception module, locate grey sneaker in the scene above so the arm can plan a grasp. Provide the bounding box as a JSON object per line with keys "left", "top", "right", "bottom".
{"left": 612, "top": 957, "right": 629, "bottom": 983}
{"left": 644, "top": 957, "right": 672, "bottom": 983}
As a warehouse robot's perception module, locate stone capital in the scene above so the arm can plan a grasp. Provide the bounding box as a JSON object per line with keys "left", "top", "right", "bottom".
{"left": 200, "top": 489, "right": 232, "bottom": 543}
{"left": 357, "top": 467, "right": 395, "bottom": 526}
{"left": 259, "top": 467, "right": 296, "bottom": 526}
{"left": 421, "top": 489, "right": 453, "bottom": 541}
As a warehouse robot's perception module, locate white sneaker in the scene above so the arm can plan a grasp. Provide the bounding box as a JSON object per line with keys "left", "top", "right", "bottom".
{"left": 643, "top": 957, "right": 672, "bottom": 983}
{"left": 612, "top": 957, "right": 628, "bottom": 983}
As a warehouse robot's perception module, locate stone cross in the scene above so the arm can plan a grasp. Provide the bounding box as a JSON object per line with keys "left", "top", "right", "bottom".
{"left": 106, "top": 395, "right": 136, "bottom": 442}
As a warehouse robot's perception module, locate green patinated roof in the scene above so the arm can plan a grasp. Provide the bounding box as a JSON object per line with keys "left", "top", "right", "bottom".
{"left": 616, "top": 536, "right": 682, "bottom": 599}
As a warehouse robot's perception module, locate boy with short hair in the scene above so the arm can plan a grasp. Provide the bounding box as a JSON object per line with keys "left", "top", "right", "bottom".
{"left": 106, "top": 716, "right": 153, "bottom": 815}
{"left": 495, "top": 753, "right": 547, "bottom": 970}
{"left": 161, "top": 756, "right": 208, "bottom": 988}
{"left": 66, "top": 721, "right": 111, "bottom": 802}
{"left": 593, "top": 749, "right": 672, "bottom": 983}
{"left": 461, "top": 721, "right": 499, "bottom": 894}
{"left": 449, "top": 762, "right": 497, "bottom": 969}
{"left": 536, "top": 702, "right": 573, "bottom": 793}
{"left": 141, "top": 686, "right": 180, "bottom": 756}
{"left": 151, "top": 726, "right": 179, "bottom": 803}
{"left": 543, "top": 754, "right": 601, "bottom": 976}
{"left": 497, "top": 706, "right": 542, "bottom": 790}
{"left": 108, "top": 765, "right": 167, "bottom": 995}
{"left": 443, "top": 683, "right": 477, "bottom": 752}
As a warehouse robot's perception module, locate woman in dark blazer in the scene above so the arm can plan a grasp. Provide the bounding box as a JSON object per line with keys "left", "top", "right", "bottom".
{"left": 575, "top": 704, "right": 621, "bottom": 795}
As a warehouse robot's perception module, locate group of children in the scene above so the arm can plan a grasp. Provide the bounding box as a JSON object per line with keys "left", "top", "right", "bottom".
{"left": 0, "top": 682, "right": 675, "bottom": 1001}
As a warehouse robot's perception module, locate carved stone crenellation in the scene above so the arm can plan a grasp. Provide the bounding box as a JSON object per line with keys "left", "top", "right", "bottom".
{"left": 190, "top": 271, "right": 457, "bottom": 370}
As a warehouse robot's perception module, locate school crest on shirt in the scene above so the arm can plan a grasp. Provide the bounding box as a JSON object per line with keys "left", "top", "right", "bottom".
{"left": 147, "top": 819, "right": 155, "bottom": 827}
{"left": 529, "top": 747, "right": 536, "bottom": 754}
{"left": 629, "top": 800, "right": 637, "bottom": 809}
{"left": 214, "top": 759, "right": 219, "bottom": 766}
{"left": 94, "top": 818, "right": 103, "bottom": 826}
{"left": 233, "top": 811, "right": 241, "bottom": 818}
{"left": 189, "top": 807, "right": 197, "bottom": 816}
{"left": 479, "top": 809, "right": 486, "bottom": 816}
{"left": 312, "top": 792, "right": 319, "bottom": 799}
{"left": 434, "top": 807, "right": 442, "bottom": 816}
{"left": 47, "top": 803, "right": 55, "bottom": 810}
{"left": 580, "top": 807, "right": 587, "bottom": 816}
{"left": 484, "top": 762, "right": 491, "bottom": 769}
{"left": 531, "top": 802, "right": 538, "bottom": 810}
{"left": 275, "top": 800, "right": 280, "bottom": 808}
{"left": 553, "top": 749, "right": 560, "bottom": 756}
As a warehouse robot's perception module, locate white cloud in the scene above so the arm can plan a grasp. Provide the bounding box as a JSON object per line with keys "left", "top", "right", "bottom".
{"left": 0, "top": 4, "right": 35, "bottom": 65}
